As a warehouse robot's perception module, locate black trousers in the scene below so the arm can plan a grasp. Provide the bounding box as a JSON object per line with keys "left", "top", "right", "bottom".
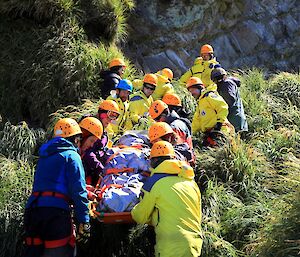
{"left": 23, "top": 207, "right": 75, "bottom": 257}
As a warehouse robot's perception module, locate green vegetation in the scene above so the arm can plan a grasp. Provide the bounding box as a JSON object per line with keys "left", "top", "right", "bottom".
{"left": 0, "top": 1, "right": 300, "bottom": 256}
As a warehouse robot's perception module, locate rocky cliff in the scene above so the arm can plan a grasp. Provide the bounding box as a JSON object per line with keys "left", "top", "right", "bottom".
{"left": 123, "top": 0, "right": 300, "bottom": 77}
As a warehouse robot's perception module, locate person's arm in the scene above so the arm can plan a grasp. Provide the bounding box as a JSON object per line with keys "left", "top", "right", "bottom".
{"left": 207, "top": 94, "right": 229, "bottom": 124}
{"left": 218, "top": 82, "right": 236, "bottom": 106}
{"left": 131, "top": 189, "right": 156, "bottom": 224}
{"left": 191, "top": 103, "right": 202, "bottom": 134}
{"left": 128, "top": 100, "right": 141, "bottom": 124}
{"left": 179, "top": 69, "right": 193, "bottom": 86}
{"left": 66, "top": 153, "right": 90, "bottom": 223}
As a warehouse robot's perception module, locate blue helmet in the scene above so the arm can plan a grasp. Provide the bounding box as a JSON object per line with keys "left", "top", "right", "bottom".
{"left": 116, "top": 79, "right": 133, "bottom": 92}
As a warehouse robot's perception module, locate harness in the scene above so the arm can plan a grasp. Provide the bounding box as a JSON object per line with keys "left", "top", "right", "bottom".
{"left": 25, "top": 191, "right": 75, "bottom": 248}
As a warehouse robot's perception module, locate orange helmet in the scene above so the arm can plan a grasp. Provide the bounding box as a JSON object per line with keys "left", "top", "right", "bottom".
{"left": 150, "top": 141, "right": 175, "bottom": 159}
{"left": 98, "top": 100, "right": 120, "bottom": 114}
{"left": 149, "top": 122, "right": 174, "bottom": 143}
{"left": 53, "top": 118, "right": 82, "bottom": 138}
{"left": 143, "top": 74, "right": 158, "bottom": 87}
{"left": 200, "top": 44, "right": 214, "bottom": 54}
{"left": 162, "top": 93, "right": 182, "bottom": 107}
{"left": 186, "top": 77, "right": 204, "bottom": 89}
{"left": 161, "top": 68, "right": 173, "bottom": 81}
{"left": 79, "top": 117, "right": 103, "bottom": 139}
{"left": 109, "top": 58, "right": 126, "bottom": 68}
{"left": 149, "top": 100, "right": 168, "bottom": 120}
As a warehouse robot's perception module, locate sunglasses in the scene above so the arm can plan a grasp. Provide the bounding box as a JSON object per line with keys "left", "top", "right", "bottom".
{"left": 144, "top": 85, "right": 155, "bottom": 91}
{"left": 107, "top": 111, "right": 119, "bottom": 120}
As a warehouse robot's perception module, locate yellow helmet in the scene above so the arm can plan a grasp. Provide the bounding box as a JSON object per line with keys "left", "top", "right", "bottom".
{"left": 150, "top": 141, "right": 175, "bottom": 159}
{"left": 109, "top": 58, "right": 126, "bottom": 68}
{"left": 186, "top": 77, "right": 204, "bottom": 89}
{"left": 79, "top": 117, "right": 103, "bottom": 139}
{"left": 200, "top": 44, "right": 214, "bottom": 54}
{"left": 53, "top": 118, "right": 82, "bottom": 138}
{"left": 98, "top": 100, "right": 120, "bottom": 114}
{"left": 162, "top": 93, "right": 182, "bottom": 107}
{"left": 149, "top": 122, "right": 174, "bottom": 143}
{"left": 149, "top": 100, "right": 168, "bottom": 120}
{"left": 143, "top": 73, "right": 158, "bottom": 87}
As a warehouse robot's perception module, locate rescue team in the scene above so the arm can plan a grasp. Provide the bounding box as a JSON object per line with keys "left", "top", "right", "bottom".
{"left": 23, "top": 44, "right": 248, "bottom": 257}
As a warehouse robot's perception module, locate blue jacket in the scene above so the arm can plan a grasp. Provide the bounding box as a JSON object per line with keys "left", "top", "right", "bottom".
{"left": 217, "top": 77, "right": 248, "bottom": 132}
{"left": 26, "top": 137, "right": 89, "bottom": 223}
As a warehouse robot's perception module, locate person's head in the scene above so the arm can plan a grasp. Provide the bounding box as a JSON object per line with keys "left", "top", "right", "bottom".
{"left": 53, "top": 118, "right": 82, "bottom": 148}
{"left": 162, "top": 93, "right": 182, "bottom": 113}
{"left": 149, "top": 122, "right": 176, "bottom": 144}
{"left": 211, "top": 67, "right": 227, "bottom": 84}
{"left": 149, "top": 100, "right": 170, "bottom": 122}
{"left": 142, "top": 74, "right": 157, "bottom": 97}
{"left": 150, "top": 141, "right": 175, "bottom": 169}
{"left": 97, "top": 100, "right": 120, "bottom": 127}
{"left": 79, "top": 117, "right": 103, "bottom": 152}
{"left": 200, "top": 44, "right": 214, "bottom": 61}
{"left": 186, "top": 77, "right": 205, "bottom": 99}
{"left": 109, "top": 58, "right": 126, "bottom": 77}
{"left": 115, "top": 79, "right": 133, "bottom": 102}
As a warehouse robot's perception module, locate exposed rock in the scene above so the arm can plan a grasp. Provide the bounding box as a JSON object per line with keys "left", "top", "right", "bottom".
{"left": 123, "top": 0, "right": 300, "bottom": 75}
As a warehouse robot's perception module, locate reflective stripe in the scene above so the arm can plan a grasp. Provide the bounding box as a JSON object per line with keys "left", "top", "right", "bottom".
{"left": 25, "top": 237, "right": 43, "bottom": 246}
{"left": 44, "top": 236, "right": 71, "bottom": 248}
{"left": 32, "top": 191, "right": 70, "bottom": 203}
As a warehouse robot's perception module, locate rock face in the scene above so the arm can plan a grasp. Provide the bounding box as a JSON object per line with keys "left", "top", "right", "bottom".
{"left": 123, "top": 0, "right": 300, "bottom": 77}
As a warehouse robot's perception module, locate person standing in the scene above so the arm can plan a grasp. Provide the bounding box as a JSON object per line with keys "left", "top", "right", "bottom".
{"left": 179, "top": 44, "right": 220, "bottom": 90}
{"left": 211, "top": 67, "right": 248, "bottom": 132}
{"left": 23, "top": 118, "right": 90, "bottom": 257}
{"left": 131, "top": 141, "right": 202, "bottom": 257}
{"left": 100, "top": 58, "right": 126, "bottom": 99}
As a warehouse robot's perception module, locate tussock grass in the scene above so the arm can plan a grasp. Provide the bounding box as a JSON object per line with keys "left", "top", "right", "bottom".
{"left": 0, "top": 121, "right": 45, "bottom": 161}
{"left": 0, "top": 156, "right": 34, "bottom": 257}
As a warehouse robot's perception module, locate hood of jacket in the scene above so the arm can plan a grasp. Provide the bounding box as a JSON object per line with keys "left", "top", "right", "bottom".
{"left": 151, "top": 159, "right": 194, "bottom": 180}
{"left": 39, "top": 137, "right": 78, "bottom": 158}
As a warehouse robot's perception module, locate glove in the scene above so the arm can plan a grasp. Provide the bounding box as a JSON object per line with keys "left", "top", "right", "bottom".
{"left": 76, "top": 223, "right": 91, "bottom": 244}
{"left": 213, "top": 122, "right": 223, "bottom": 131}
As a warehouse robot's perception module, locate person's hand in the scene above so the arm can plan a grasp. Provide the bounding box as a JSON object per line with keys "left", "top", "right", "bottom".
{"left": 212, "top": 122, "right": 222, "bottom": 131}
{"left": 76, "top": 223, "right": 91, "bottom": 244}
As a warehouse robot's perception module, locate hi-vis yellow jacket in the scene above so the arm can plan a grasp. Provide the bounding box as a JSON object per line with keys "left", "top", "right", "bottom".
{"left": 152, "top": 74, "right": 174, "bottom": 100}
{"left": 131, "top": 160, "right": 202, "bottom": 257}
{"left": 106, "top": 95, "right": 131, "bottom": 134}
{"left": 179, "top": 57, "right": 219, "bottom": 90}
{"left": 192, "top": 89, "right": 229, "bottom": 133}
{"left": 128, "top": 90, "right": 153, "bottom": 126}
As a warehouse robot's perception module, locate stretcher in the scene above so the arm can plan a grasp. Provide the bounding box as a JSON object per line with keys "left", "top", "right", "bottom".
{"left": 89, "top": 201, "right": 134, "bottom": 224}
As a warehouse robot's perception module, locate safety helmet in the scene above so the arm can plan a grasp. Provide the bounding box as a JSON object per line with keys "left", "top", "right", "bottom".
{"left": 109, "top": 58, "right": 126, "bottom": 69}
{"left": 211, "top": 67, "right": 227, "bottom": 81}
{"left": 161, "top": 68, "right": 173, "bottom": 81}
{"left": 150, "top": 141, "right": 175, "bottom": 159}
{"left": 186, "top": 77, "right": 204, "bottom": 89}
{"left": 149, "top": 122, "right": 174, "bottom": 143}
{"left": 79, "top": 117, "right": 103, "bottom": 139}
{"left": 149, "top": 100, "right": 168, "bottom": 120}
{"left": 116, "top": 79, "right": 133, "bottom": 92}
{"left": 162, "top": 93, "right": 182, "bottom": 107}
{"left": 143, "top": 74, "right": 158, "bottom": 87}
{"left": 98, "top": 100, "right": 120, "bottom": 114}
{"left": 200, "top": 44, "right": 214, "bottom": 54}
{"left": 53, "top": 118, "right": 82, "bottom": 138}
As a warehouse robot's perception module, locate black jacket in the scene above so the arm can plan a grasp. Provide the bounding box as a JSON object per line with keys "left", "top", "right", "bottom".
{"left": 100, "top": 70, "right": 121, "bottom": 99}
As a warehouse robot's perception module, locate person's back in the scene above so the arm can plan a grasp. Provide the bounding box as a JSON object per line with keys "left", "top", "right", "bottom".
{"left": 26, "top": 137, "right": 88, "bottom": 216}
{"left": 100, "top": 70, "right": 121, "bottom": 99}
{"left": 132, "top": 143, "right": 202, "bottom": 257}
{"left": 211, "top": 68, "right": 248, "bottom": 132}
